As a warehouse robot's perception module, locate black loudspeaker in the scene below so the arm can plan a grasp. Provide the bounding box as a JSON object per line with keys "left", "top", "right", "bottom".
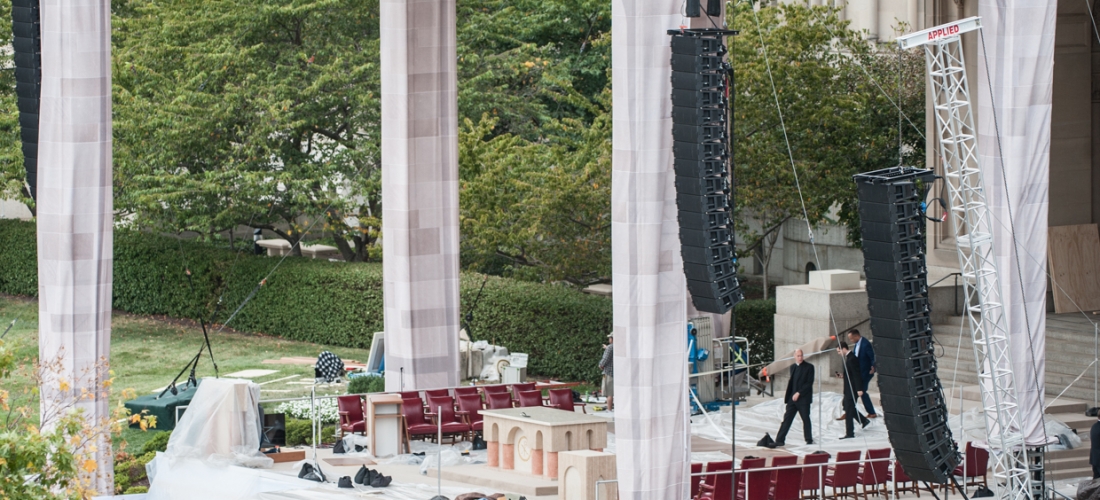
{"left": 11, "top": 0, "right": 41, "bottom": 200}
{"left": 669, "top": 28, "right": 743, "bottom": 314}
{"left": 853, "top": 167, "right": 959, "bottom": 484}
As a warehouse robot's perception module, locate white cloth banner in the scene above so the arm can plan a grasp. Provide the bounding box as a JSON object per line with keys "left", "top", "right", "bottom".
{"left": 611, "top": 0, "right": 692, "bottom": 497}
{"left": 976, "top": 0, "right": 1053, "bottom": 446}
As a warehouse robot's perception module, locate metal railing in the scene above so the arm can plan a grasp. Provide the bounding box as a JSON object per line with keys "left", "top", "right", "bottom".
{"left": 592, "top": 454, "right": 965, "bottom": 500}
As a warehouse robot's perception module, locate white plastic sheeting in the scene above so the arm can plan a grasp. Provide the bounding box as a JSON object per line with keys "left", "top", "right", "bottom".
{"left": 976, "top": 0, "right": 1054, "bottom": 446}
{"left": 689, "top": 393, "right": 988, "bottom": 457}
{"left": 611, "top": 0, "right": 693, "bottom": 497}
{"left": 162, "top": 378, "right": 273, "bottom": 468}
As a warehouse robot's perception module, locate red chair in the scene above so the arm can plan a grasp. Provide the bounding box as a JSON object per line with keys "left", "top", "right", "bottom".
{"left": 548, "top": 388, "right": 585, "bottom": 413}
{"left": 800, "top": 452, "right": 831, "bottom": 499}
{"left": 399, "top": 391, "right": 420, "bottom": 400}
{"left": 950, "top": 442, "right": 989, "bottom": 493}
{"left": 888, "top": 460, "right": 919, "bottom": 498}
{"left": 425, "top": 395, "right": 471, "bottom": 443}
{"left": 697, "top": 460, "right": 733, "bottom": 500}
{"left": 425, "top": 389, "right": 450, "bottom": 399}
{"left": 511, "top": 383, "right": 537, "bottom": 403}
{"left": 401, "top": 396, "right": 437, "bottom": 442}
{"left": 337, "top": 395, "right": 366, "bottom": 438}
{"left": 517, "top": 390, "right": 545, "bottom": 408}
{"left": 486, "top": 392, "right": 514, "bottom": 409}
{"left": 454, "top": 386, "right": 480, "bottom": 399}
{"left": 737, "top": 457, "right": 769, "bottom": 500}
{"left": 481, "top": 385, "right": 509, "bottom": 397}
{"left": 825, "top": 451, "right": 862, "bottom": 500}
{"left": 856, "top": 448, "right": 891, "bottom": 500}
{"left": 691, "top": 462, "right": 704, "bottom": 500}
{"left": 455, "top": 393, "right": 484, "bottom": 433}
{"left": 769, "top": 455, "right": 802, "bottom": 500}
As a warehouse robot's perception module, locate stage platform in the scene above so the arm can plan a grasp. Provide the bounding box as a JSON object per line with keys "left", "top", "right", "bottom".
{"left": 428, "top": 465, "right": 559, "bottom": 497}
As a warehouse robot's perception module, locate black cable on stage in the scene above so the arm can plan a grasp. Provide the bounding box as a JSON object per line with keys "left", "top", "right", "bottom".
{"left": 927, "top": 482, "right": 944, "bottom": 500}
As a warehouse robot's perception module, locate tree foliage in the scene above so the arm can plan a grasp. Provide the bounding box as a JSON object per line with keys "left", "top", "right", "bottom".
{"left": 730, "top": 4, "right": 925, "bottom": 294}
{"left": 112, "top": 0, "right": 382, "bottom": 259}
{"left": 0, "top": 0, "right": 31, "bottom": 212}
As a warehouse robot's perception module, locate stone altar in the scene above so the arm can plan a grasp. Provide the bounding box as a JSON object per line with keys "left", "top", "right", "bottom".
{"left": 482, "top": 407, "right": 608, "bottom": 479}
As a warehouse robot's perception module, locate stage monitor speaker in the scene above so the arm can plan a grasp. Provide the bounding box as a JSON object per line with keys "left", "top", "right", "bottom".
{"left": 669, "top": 28, "right": 742, "bottom": 314}
{"left": 854, "top": 166, "right": 958, "bottom": 484}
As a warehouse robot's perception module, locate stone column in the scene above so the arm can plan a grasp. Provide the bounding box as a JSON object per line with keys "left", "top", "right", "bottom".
{"left": 611, "top": 0, "right": 691, "bottom": 498}
{"left": 380, "top": 0, "right": 461, "bottom": 391}
{"left": 502, "top": 443, "right": 515, "bottom": 470}
{"left": 36, "top": 0, "right": 113, "bottom": 493}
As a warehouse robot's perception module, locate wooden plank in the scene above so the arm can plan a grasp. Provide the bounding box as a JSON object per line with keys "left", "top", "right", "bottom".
{"left": 1048, "top": 224, "right": 1100, "bottom": 313}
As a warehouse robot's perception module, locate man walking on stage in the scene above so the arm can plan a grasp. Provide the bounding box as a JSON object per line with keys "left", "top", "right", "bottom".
{"left": 848, "top": 329, "right": 878, "bottom": 418}
{"left": 773, "top": 349, "right": 814, "bottom": 446}
{"left": 838, "top": 341, "right": 869, "bottom": 439}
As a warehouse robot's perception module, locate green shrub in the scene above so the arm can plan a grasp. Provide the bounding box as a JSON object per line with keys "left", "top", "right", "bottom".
{"left": 0, "top": 220, "right": 36, "bottom": 297}
{"left": 733, "top": 299, "right": 776, "bottom": 368}
{"left": 0, "top": 220, "right": 613, "bottom": 382}
{"left": 140, "top": 431, "right": 171, "bottom": 455}
{"left": 113, "top": 451, "right": 156, "bottom": 494}
{"left": 348, "top": 375, "right": 386, "bottom": 394}
{"left": 285, "top": 418, "right": 336, "bottom": 446}
{"left": 124, "top": 486, "right": 149, "bottom": 494}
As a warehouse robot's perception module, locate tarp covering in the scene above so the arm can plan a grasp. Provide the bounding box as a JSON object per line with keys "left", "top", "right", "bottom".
{"left": 611, "top": 0, "right": 692, "bottom": 497}
{"left": 36, "top": 0, "right": 115, "bottom": 492}
{"left": 976, "top": 0, "right": 1053, "bottom": 446}
{"left": 380, "top": 0, "right": 461, "bottom": 391}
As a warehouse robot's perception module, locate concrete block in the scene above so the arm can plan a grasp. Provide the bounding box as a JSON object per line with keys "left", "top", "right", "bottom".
{"left": 559, "top": 450, "right": 617, "bottom": 500}
{"left": 808, "top": 270, "right": 860, "bottom": 291}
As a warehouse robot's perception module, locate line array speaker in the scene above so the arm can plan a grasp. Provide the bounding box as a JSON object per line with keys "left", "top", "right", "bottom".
{"left": 12, "top": 0, "right": 40, "bottom": 200}
{"left": 853, "top": 166, "right": 958, "bottom": 484}
{"left": 669, "top": 28, "right": 742, "bottom": 314}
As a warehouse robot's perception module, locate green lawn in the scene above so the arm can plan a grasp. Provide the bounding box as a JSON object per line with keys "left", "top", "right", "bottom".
{"left": 0, "top": 295, "right": 373, "bottom": 450}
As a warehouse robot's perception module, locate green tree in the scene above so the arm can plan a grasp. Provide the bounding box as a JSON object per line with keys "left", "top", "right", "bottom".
{"left": 112, "top": 0, "right": 382, "bottom": 259}
{"left": 730, "top": 3, "right": 925, "bottom": 296}
{"left": 456, "top": 0, "right": 613, "bottom": 285}
{"left": 0, "top": 0, "right": 33, "bottom": 215}
{"left": 457, "top": 0, "right": 610, "bottom": 140}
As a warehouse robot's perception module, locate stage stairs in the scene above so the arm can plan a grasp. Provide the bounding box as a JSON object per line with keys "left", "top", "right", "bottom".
{"left": 930, "top": 313, "right": 1098, "bottom": 481}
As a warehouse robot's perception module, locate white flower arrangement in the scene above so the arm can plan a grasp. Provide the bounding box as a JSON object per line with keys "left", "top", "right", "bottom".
{"left": 273, "top": 398, "right": 340, "bottom": 424}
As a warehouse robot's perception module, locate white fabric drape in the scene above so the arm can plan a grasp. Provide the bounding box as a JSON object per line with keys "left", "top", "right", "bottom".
{"left": 611, "top": 0, "right": 692, "bottom": 497}
{"left": 380, "top": 0, "right": 461, "bottom": 391}
{"left": 37, "top": 0, "right": 114, "bottom": 493}
{"left": 976, "top": 0, "right": 1053, "bottom": 446}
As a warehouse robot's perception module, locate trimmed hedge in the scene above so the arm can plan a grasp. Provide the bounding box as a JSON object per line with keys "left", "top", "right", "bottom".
{"left": 0, "top": 220, "right": 613, "bottom": 382}
{"left": 733, "top": 299, "right": 775, "bottom": 368}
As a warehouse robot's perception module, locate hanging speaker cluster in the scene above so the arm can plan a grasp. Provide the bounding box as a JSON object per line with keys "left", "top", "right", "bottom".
{"left": 668, "top": 29, "right": 743, "bottom": 315}
{"left": 12, "top": 0, "right": 41, "bottom": 200}
{"left": 854, "top": 166, "right": 958, "bottom": 484}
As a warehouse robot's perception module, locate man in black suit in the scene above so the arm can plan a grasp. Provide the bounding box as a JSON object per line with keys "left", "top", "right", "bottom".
{"left": 839, "top": 341, "right": 869, "bottom": 439}
{"left": 1090, "top": 414, "right": 1100, "bottom": 478}
{"left": 774, "top": 349, "right": 814, "bottom": 446}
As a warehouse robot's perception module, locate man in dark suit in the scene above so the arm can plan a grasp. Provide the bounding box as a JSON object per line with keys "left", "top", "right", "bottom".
{"left": 1091, "top": 414, "right": 1100, "bottom": 478}
{"left": 774, "top": 349, "right": 814, "bottom": 446}
{"left": 848, "top": 329, "right": 878, "bottom": 418}
{"left": 839, "top": 341, "right": 869, "bottom": 438}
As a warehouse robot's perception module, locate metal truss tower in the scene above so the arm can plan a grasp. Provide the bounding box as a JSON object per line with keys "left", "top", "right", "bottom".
{"left": 897, "top": 18, "right": 1034, "bottom": 500}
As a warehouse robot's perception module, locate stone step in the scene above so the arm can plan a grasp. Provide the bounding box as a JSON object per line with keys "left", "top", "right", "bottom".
{"left": 1045, "top": 465, "right": 1093, "bottom": 482}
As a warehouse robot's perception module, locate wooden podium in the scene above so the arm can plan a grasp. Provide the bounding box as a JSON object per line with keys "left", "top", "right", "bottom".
{"left": 367, "top": 394, "right": 406, "bottom": 457}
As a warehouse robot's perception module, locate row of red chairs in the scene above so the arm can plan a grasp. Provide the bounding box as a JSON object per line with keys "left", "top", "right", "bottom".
{"left": 338, "top": 386, "right": 584, "bottom": 445}
{"left": 691, "top": 444, "right": 989, "bottom": 500}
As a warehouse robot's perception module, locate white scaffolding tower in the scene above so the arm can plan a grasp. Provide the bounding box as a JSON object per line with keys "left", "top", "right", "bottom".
{"left": 897, "top": 18, "right": 1033, "bottom": 500}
